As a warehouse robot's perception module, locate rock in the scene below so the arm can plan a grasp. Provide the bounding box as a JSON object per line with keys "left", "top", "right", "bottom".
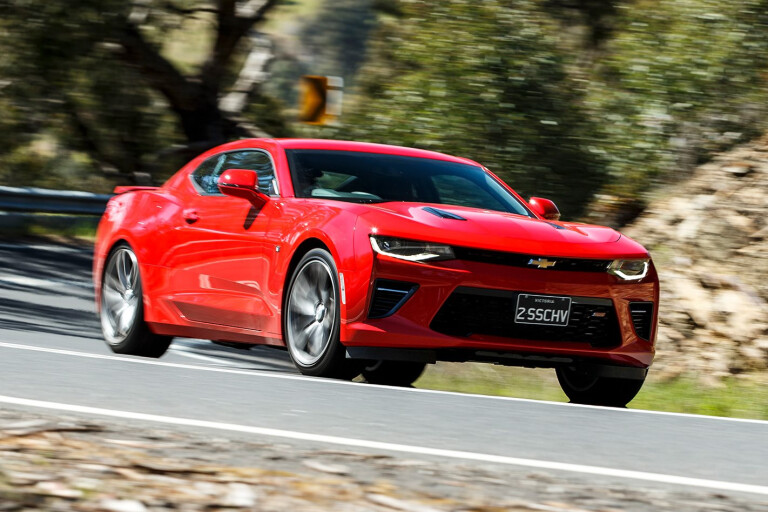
{"left": 698, "top": 273, "right": 731, "bottom": 290}
{"left": 749, "top": 226, "right": 768, "bottom": 239}
{"left": 665, "top": 276, "right": 711, "bottom": 327}
{"left": 131, "top": 460, "right": 216, "bottom": 474}
{"left": 739, "top": 345, "right": 767, "bottom": 370}
{"left": 672, "top": 256, "right": 693, "bottom": 267}
{"left": 755, "top": 336, "right": 768, "bottom": 351}
{"left": 33, "top": 481, "right": 84, "bottom": 499}
{"left": 675, "top": 217, "right": 701, "bottom": 240}
{"left": 623, "top": 136, "right": 768, "bottom": 379}
{"left": 0, "top": 419, "right": 50, "bottom": 431}
{"left": 710, "top": 290, "right": 767, "bottom": 342}
{"left": 221, "top": 482, "right": 258, "bottom": 508}
{"left": 99, "top": 499, "right": 149, "bottom": 512}
{"left": 366, "top": 494, "right": 443, "bottom": 512}
{"left": 6, "top": 471, "right": 59, "bottom": 485}
{"left": 721, "top": 162, "right": 753, "bottom": 177}
{"left": 725, "top": 211, "right": 755, "bottom": 232}
{"left": 303, "top": 460, "right": 350, "bottom": 475}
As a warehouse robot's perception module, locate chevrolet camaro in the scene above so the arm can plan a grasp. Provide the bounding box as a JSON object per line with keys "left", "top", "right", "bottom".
{"left": 94, "top": 138, "right": 658, "bottom": 406}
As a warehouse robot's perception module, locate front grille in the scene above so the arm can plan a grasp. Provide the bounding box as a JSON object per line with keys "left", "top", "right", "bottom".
{"left": 430, "top": 287, "right": 621, "bottom": 348}
{"left": 629, "top": 302, "right": 654, "bottom": 341}
{"left": 369, "top": 279, "right": 419, "bottom": 319}
{"left": 452, "top": 247, "right": 611, "bottom": 273}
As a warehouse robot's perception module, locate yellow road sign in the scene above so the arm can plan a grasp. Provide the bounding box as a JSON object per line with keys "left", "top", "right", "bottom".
{"left": 299, "top": 75, "right": 343, "bottom": 125}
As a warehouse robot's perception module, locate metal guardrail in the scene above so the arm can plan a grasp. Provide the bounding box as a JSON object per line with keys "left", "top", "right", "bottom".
{"left": 0, "top": 186, "right": 112, "bottom": 216}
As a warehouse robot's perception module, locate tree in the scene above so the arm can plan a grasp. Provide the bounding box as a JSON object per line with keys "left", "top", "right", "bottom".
{"left": 340, "top": 0, "right": 768, "bottom": 224}
{"left": 0, "top": 0, "right": 289, "bottom": 185}
{"left": 339, "top": 0, "right": 607, "bottom": 217}
{"left": 582, "top": 0, "right": 768, "bottom": 211}
{"left": 543, "top": 0, "right": 625, "bottom": 49}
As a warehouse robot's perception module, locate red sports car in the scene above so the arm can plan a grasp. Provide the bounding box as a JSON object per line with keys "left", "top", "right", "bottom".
{"left": 94, "top": 138, "right": 658, "bottom": 406}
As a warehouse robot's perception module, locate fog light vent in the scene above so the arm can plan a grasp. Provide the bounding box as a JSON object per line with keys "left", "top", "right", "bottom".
{"left": 369, "top": 279, "right": 419, "bottom": 319}
{"left": 629, "top": 302, "right": 654, "bottom": 341}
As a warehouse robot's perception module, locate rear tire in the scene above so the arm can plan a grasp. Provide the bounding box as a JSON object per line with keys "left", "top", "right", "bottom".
{"left": 362, "top": 361, "right": 427, "bottom": 387}
{"left": 100, "top": 244, "right": 172, "bottom": 358}
{"left": 284, "top": 248, "right": 360, "bottom": 380}
{"left": 556, "top": 365, "right": 645, "bottom": 407}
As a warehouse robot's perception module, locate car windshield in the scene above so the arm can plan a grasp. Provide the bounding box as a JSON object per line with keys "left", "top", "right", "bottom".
{"left": 285, "top": 149, "right": 532, "bottom": 216}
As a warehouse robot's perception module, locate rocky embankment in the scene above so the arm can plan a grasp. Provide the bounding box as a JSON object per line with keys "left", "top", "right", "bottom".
{"left": 623, "top": 137, "right": 768, "bottom": 380}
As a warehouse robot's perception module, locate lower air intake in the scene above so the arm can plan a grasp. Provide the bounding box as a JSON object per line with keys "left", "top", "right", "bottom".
{"left": 629, "top": 302, "right": 654, "bottom": 341}
{"left": 369, "top": 279, "right": 419, "bottom": 319}
{"left": 430, "top": 287, "right": 622, "bottom": 348}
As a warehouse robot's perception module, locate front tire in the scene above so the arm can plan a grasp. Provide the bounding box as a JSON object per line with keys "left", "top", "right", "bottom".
{"left": 100, "top": 244, "right": 172, "bottom": 358}
{"left": 284, "top": 248, "right": 359, "bottom": 379}
{"left": 556, "top": 365, "right": 645, "bottom": 407}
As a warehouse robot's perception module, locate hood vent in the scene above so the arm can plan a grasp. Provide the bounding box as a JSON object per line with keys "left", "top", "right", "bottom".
{"left": 423, "top": 207, "right": 467, "bottom": 221}
{"left": 545, "top": 221, "right": 567, "bottom": 230}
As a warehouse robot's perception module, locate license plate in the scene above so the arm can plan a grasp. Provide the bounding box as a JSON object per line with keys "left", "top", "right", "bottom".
{"left": 514, "top": 294, "right": 571, "bottom": 326}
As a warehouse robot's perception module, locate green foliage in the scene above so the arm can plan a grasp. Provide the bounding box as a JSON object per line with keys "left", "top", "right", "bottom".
{"left": 0, "top": 0, "right": 179, "bottom": 187}
{"left": 585, "top": 0, "right": 768, "bottom": 201}
{"left": 417, "top": 363, "right": 768, "bottom": 420}
{"left": 339, "top": 0, "right": 606, "bottom": 216}
{"left": 0, "top": 0, "right": 289, "bottom": 189}
{"left": 336, "top": 0, "right": 768, "bottom": 221}
{"left": 3, "top": 0, "right": 768, "bottom": 209}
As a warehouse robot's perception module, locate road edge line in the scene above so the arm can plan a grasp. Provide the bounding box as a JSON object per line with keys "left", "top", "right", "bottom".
{"left": 0, "top": 394, "right": 767, "bottom": 496}
{"left": 2, "top": 340, "right": 767, "bottom": 425}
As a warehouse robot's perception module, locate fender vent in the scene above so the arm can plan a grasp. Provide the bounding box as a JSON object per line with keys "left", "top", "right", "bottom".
{"left": 369, "top": 279, "right": 419, "bottom": 319}
{"left": 629, "top": 302, "right": 654, "bottom": 341}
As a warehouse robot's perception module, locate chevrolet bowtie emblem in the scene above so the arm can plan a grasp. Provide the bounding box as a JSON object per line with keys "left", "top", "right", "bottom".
{"left": 528, "top": 258, "right": 557, "bottom": 269}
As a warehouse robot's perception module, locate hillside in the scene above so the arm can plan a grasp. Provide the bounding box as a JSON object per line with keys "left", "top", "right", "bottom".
{"left": 624, "top": 136, "right": 768, "bottom": 381}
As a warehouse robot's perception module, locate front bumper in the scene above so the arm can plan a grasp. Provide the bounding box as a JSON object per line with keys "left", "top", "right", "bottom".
{"left": 342, "top": 254, "right": 659, "bottom": 369}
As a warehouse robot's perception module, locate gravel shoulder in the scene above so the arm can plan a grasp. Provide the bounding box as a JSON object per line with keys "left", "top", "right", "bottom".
{"left": 2, "top": 407, "right": 766, "bottom": 512}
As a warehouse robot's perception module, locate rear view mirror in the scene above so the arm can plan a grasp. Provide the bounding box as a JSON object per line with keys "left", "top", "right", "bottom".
{"left": 218, "top": 169, "right": 269, "bottom": 208}
{"left": 528, "top": 197, "right": 561, "bottom": 221}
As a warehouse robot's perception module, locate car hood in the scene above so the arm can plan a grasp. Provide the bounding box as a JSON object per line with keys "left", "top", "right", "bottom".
{"left": 359, "top": 202, "right": 647, "bottom": 259}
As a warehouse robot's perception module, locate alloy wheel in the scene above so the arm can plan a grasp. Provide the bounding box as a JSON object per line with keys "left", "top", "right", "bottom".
{"left": 101, "top": 247, "right": 140, "bottom": 345}
{"left": 286, "top": 257, "right": 337, "bottom": 367}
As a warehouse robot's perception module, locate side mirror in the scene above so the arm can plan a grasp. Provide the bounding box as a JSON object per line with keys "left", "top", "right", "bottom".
{"left": 528, "top": 197, "right": 561, "bottom": 221}
{"left": 218, "top": 169, "right": 269, "bottom": 208}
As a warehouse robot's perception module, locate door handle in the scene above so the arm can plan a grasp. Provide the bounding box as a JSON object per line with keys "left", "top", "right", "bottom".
{"left": 183, "top": 209, "right": 199, "bottom": 224}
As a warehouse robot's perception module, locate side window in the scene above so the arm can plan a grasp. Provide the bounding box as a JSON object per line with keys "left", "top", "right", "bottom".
{"left": 431, "top": 174, "right": 506, "bottom": 211}
{"left": 222, "top": 150, "right": 278, "bottom": 196}
{"left": 191, "top": 154, "right": 226, "bottom": 195}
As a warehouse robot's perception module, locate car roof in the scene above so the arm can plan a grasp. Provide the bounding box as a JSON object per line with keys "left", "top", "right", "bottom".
{"left": 220, "top": 138, "right": 481, "bottom": 167}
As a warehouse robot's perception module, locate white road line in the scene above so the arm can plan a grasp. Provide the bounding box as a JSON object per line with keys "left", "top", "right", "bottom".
{"left": 0, "top": 243, "right": 91, "bottom": 253}
{"left": 171, "top": 340, "right": 295, "bottom": 368}
{"left": 170, "top": 345, "right": 293, "bottom": 370}
{"left": 169, "top": 346, "right": 256, "bottom": 367}
{"left": 0, "top": 275, "right": 92, "bottom": 289}
{"left": 0, "top": 394, "right": 766, "bottom": 496}
{"left": 1, "top": 340, "right": 767, "bottom": 425}
{"left": 0, "top": 340, "right": 300, "bottom": 378}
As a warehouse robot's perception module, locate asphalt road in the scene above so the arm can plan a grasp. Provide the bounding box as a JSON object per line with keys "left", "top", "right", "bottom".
{"left": 0, "top": 240, "right": 767, "bottom": 503}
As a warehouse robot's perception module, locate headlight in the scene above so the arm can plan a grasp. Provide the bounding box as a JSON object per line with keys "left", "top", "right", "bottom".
{"left": 370, "top": 236, "right": 455, "bottom": 262}
{"left": 608, "top": 259, "right": 649, "bottom": 281}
